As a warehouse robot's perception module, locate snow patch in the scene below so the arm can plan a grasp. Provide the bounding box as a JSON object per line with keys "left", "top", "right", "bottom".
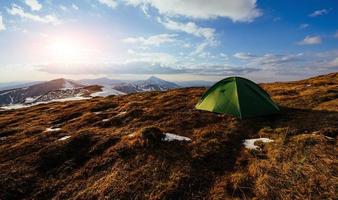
{"left": 128, "top": 133, "right": 135, "bottom": 138}
{"left": 9, "top": 95, "right": 14, "bottom": 103}
{"left": 45, "top": 127, "right": 61, "bottom": 132}
{"left": 58, "top": 136, "right": 71, "bottom": 141}
{"left": 50, "top": 96, "right": 90, "bottom": 102}
{"left": 0, "top": 137, "right": 7, "bottom": 141}
{"left": 25, "top": 97, "right": 35, "bottom": 103}
{"left": 0, "top": 90, "right": 14, "bottom": 96}
{"left": 25, "top": 96, "right": 41, "bottom": 103}
{"left": 163, "top": 133, "right": 191, "bottom": 142}
{"left": 1, "top": 96, "right": 90, "bottom": 110}
{"left": 90, "top": 85, "right": 125, "bottom": 97}
{"left": 243, "top": 138, "right": 274, "bottom": 150}
{"left": 62, "top": 80, "right": 76, "bottom": 90}
{"left": 325, "top": 136, "right": 334, "bottom": 140}
{"left": 117, "top": 111, "right": 127, "bottom": 116}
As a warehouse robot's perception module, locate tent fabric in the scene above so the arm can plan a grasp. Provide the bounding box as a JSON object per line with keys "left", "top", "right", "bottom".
{"left": 195, "top": 77, "right": 280, "bottom": 119}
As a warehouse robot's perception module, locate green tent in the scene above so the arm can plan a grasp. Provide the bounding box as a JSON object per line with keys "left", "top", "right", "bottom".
{"left": 195, "top": 77, "right": 279, "bottom": 119}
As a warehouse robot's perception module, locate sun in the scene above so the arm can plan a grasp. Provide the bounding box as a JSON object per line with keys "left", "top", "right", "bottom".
{"left": 41, "top": 31, "right": 107, "bottom": 66}
{"left": 48, "top": 37, "right": 86, "bottom": 62}
{"left": 45, "top": 34, "right": 99, "bottom": 63}
{"left": 50, "top": 38, "right": 79, "bottom": 55}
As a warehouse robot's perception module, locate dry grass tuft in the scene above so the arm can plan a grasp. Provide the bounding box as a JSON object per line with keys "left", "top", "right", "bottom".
{"left": 139, "top": 126, "right": 165, "bottom": 147}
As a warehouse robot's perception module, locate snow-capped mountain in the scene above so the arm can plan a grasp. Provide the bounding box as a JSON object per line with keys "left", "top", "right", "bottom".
{"left": 78, "top": 76, "right": 179, "bottom": 94}
{"left": 111, "top": 76, "right": 179, "bottom": 94}
{"left": 0, "top": 76, "right": 180, "bottom": 107}
{"left": 136, "top": 76, "right": 179, "bottom": 90}
{"left": 0, "top": 79, "right": 85, "bottom": 105}
{"left": 33, "top": 87, "right": 94, "bottom": 103}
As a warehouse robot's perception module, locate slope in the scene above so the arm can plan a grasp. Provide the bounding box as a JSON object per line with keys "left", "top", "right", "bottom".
{"left": 0, "top": 73, "right": 337, "bottom": 200}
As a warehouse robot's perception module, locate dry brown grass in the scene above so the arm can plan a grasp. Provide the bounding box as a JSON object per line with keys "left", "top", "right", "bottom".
{"left": 0, "top": 73, "right": 337, "bottom": 200}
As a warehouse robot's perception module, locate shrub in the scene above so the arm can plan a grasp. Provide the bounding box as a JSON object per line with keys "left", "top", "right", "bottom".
{"left": 140, "top": 126, "right": 164, "bottom": 147}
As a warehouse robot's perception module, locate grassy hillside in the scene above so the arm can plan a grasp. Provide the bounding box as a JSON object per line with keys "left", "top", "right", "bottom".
{"left": 0, "top": 73, "right": 337, "bottom": 200}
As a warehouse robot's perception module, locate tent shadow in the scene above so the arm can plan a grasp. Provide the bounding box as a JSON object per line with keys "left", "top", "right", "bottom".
{"left": 240, "top": 106, "right": 338, "bottom": 138}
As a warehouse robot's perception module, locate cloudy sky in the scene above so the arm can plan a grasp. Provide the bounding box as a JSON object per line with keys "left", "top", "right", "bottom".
{"left": 0, "top": 0, "right": 337, "bottom": 83}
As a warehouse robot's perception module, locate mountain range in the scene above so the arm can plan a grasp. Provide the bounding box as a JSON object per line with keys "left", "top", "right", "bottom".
{"left": 0, "top": 79, "right": 85, "bottom": 105}
{"left": 110, "top": 76, "right": 179, "bottom": 93}
{"left": 0, "top": 76, "right": 181, "bottom": 107}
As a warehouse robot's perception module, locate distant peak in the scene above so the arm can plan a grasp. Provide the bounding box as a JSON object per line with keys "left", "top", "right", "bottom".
{"left": 46, "top": 78, "right": 67, "bottom": 85}
{"left": 50, "top": 78, "right": 66, "bottom": 82}
{"left": 148, "top": 76, "right": 161, "bottom": 80}
{"left": 49, "top": 78, "right": 78, "bottom": 84}
{"left": 45, "top": 78, "right": 83, "bottom": 89}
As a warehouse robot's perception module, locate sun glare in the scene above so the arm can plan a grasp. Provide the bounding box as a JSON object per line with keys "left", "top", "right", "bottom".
{"left": 48, "top": 37, "right": 87, "bottom": 62}
{"left": 43, "top": 32, "right": 103, "bottom": 64}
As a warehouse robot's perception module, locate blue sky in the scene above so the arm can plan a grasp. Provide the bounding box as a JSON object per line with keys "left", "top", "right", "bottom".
{"left": 0, "top": 0, "right": 337, "bottom": 83}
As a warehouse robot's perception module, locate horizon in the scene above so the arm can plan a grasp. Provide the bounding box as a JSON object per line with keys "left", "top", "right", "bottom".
{"left": 0, "top": 0, "right": 338, "bottom": 84}
{"left": 2, "top": 72, "right": 332, "bottom": 87}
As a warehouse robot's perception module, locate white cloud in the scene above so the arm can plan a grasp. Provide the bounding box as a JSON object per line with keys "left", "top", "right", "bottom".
{"left": 7, "top": 4, "right": 61, "bottom": 25}
{"left": 36, "top": 60, "right": 258, "bottom": 76}
{"left": 192, "top": 42, "right": 208, "bottom": 55}
{"left": 124, "top": 0, "right": 261, "bottom": 22}
{"left": 311, "top": 50, "right": 338, "bottom": 69}
{"left": 34, "top": 49, "right": 338, "bottom": 80}
{"left": 327, "top": 57, "right": 338, "bottom": 67}
{"left": 182, "top": 43, "right": 191, "bottom": 48}
{"left": 232, "top": 51, "right": 337, "bottom": 79}
{"left": 36, "top": 51, "right": 180, "bottom": 75}
{"left": 233, "top": 52, "right": 257, "bottom": 60}
{"left": 0, "top": 15, "right": 6, "bottom": 31}
{"left": 220, "top": 53, "right": 228, "bottom": 60}
{"left": 157, "top": 18, "right": 216, "bottom": 55}
{"left": 36, "top": 61, "right": 179, "bottom": 75}
{"left": 141, "top": 3, "right": 150, "bottom": 17}
{"left": 123, "top": 34, "right": 178, "bottom": 46}
{"left": 251, "top": 53, "right": 303, "bottom": 67}
{"left": 97, "top": 0, "right": 118, "bottom": 9}
{"left": 24, "top": 0, "right": 42, "bottom": 11}
{"left": 299, "top": 23, "right": 309, "bottom": 29}
{"left": 233, "top": 52, "right": 304, "bottom": 69}
{"left": 197, "top": 51, "right": 211, "bottom": 58}
{"left": 60, "top": 5, "right": 68, "bottom": 11}
{"left": 158, "top": 18, "right": 215, "bottom": 41}
{"left": 297, "top": 36, "right": 322, "bottom": 45}
{"left": 309, "top": 9, "right": 329, "bottom": 17}
{"left": 72, "top": 4, "right": 79, "bottom": 10}
{"left": 126, "top": 51, "right": 178, "bottom": 66}
{"left": 231, "top": 51, "right": 338, "bottom": 79}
